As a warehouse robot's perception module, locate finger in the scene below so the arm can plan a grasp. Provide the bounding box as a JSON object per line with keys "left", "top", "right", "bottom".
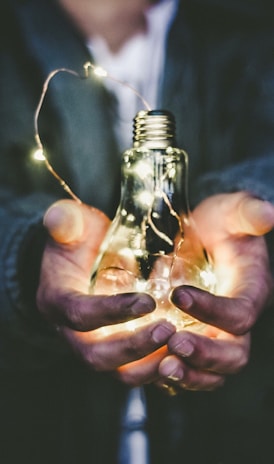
{"left": 193, "top": 192, "right": 274, "bottom": 241}
{"left": 116, "top": 346, "right": 168, "bottom": 386}
{"left": 43, "top": 199, "right": 109, "bottom": 244}
{"left": 41, "top": 291, "right": 156, "bottom": 331}
{"left": 158, "top": 355, "right": 225, "bottom": 391}
{"left": 43, "top": 200, "right": 85, "bottom": 243}
{"left": 228, "top": 194, "right": 274, "bottom": 236}
{"left": 170, "top": 280, "right": 270, "bottom": 335}
{"left": 59, "top": 320, "right": 175, "bottom": 371}
{"left": 165, "top": 330, "right": 250, "bottom": 375}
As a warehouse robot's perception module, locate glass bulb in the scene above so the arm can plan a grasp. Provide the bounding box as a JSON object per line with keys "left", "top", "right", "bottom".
{"left": 90, "top": 110, "right": 216, "bottom": 333}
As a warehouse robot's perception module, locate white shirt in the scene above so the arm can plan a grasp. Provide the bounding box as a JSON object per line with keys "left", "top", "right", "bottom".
{"left": 87, "top": 0, "right": 178, "bottom": 152}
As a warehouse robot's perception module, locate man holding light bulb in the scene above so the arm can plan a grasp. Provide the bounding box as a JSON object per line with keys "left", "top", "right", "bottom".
{"left": 1, "top": 0, "right": 274, "bottom": 462}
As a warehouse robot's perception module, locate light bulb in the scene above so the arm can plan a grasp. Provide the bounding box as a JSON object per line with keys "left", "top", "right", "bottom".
{"left": 90, "top": 110, "right": 216, "bottom": 333}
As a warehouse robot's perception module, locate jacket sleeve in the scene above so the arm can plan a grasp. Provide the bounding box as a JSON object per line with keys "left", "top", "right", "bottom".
{"left": 192, "top": 153, "right": 274, "bottom": 205}
{"left": 191, "top": 39, "right": 274, "bottom": 206}
{"left": 0, "top": 190, "right": 71, "bottom": 370}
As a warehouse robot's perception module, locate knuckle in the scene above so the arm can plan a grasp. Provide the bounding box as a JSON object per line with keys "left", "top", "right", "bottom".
{"left": 117, "top": 370, "right": 140, "bottom": 387}
{"left": 236, "top": 356, "right": 248, "bottom": 373}
{"left": 223, "top": 338, "right": 250, "bottom": 375}
{"left": 67, "top": 304, "right": 86, "bottom": 331}
{"left": 124, "top": 340, "right": 145, "bottom": 360}
{"left": 80, "top": 345, "right": 102, "bottom": 371}
{"left": 233, "top": 300, "right": 256, "bottom": 335}
{"left": 124, "top": 332, "right": 150, "bottom": 359}
{"left": 234, "top": 346, "right": 250, "bottom": 373}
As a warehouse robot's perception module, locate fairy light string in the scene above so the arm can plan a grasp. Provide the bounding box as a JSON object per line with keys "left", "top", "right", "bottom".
{"left": 32, "top": 61, "right": 182, "bottom": 250}
{"left": 33, "top": 60, "right": 216, "bottom": 330}
{"left": 33, "top": 61, "right": 151, "bottom": 205}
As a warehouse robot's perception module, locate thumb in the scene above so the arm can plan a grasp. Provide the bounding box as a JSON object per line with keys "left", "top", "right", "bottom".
{"left": 229, "top": 194, "right": 274, "bottom": 236}
{"left": 43, "top": 199, "right": 110, "bottom": 244}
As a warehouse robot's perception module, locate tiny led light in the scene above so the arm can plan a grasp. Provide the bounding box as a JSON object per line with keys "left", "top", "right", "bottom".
{"left": 32, "top": 148, "right": 45, "bottom": 161}
{"left": 93, "top": 66, "right": 108, "bottom": 77}
{"left": 136, "top": 190, "right": 154, "bottom": 208}
{"left": 133, "top": 160, "right": 153, "bottom": 180}
{"left": 200, "top": 269, "right": 217, "bottom": 289}
{"left": 33, "top": 61, "right": 151, "bottom": 201}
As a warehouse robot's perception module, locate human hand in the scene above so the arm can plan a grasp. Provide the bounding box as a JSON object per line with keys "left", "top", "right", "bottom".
{"left": 117, "top": 192, "right": 274, "bottom": 392}
{"left": 37, "top": 199, "right": 175, "bottom": 375}
{"left": 158, "top": 192, "right": 274, "bottom": 392}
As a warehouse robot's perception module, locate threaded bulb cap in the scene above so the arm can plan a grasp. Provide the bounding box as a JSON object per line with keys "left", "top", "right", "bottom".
{"left": 133, "top": 109, "right": 176, "bottom": 149}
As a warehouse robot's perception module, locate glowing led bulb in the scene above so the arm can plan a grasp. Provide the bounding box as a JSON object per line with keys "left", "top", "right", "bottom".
{"left": 135, "top": 191, "right": 154, "bottom": 208}
{"left": 92, "top": 66, "right": 108, "bottom": 78}
{"left": 90, "top": 110, "right": 216, "bottom": 333}
{"left": 31, "top": 64, "right": 215, "bottom": 333}
{"left": 32, "top": 148, "right": 45, "bottom": 161}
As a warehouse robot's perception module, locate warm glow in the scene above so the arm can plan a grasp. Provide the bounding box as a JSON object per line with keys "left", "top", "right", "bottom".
{"left": 121, "top": 210, "right": 136, "bottom": 222}
{"left": 135, "top": 190, "right": 154, "bottom": 208}
{"left": 93, "top": 66, "right": 108, "bottom": 78}
{"left": 200, "top": 269, "right": 217, "bottom": 289}
{"left": 134, "top": 160, "right": 153, "bottom": 180}
{"left": 32, "top": 148, "right": 45, "bottom": 161}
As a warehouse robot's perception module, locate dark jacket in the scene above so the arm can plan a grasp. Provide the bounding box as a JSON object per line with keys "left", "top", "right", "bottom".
{"left": 1, "top": 0, "right": 274, "bottom": 463}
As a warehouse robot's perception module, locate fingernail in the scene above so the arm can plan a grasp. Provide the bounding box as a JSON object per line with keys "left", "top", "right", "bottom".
{"left": 44, "top": 202, "right": 80, "bottom": 225}
{"left": 256, "top": 200, "right": 274, "bottom": 230}
{"left": 173, "top": 338, "right": 194, "bottom": 357}
{"left": 127, "top": 293, "right": 156, "bottom": 315}
{"left": 171, "top": 288, "right": 193, "bottom": 311}
{"left": 160, "top": 357, "right": 184, "bottom": 381}
{"left": 152, "top": 322, "right": 175, "bottom": 343}
{"left": 241, "top": 197, "right": 274, "bottom": 235}
{"left": 43, "top": 202, "right": 84, "bottom": 242}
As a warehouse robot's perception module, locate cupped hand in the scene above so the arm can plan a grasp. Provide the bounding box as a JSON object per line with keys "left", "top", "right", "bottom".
{"left": 37, "top": 199, "right": 175, "bottom": 376}
{"left": 118, "top": 192, "right": 274, "bottom": 392}
{"left": 38, "top": 193, "right": 274, "bottom": 392}
{"left": 159, "top": 192, "right": 274, "bottom": 392}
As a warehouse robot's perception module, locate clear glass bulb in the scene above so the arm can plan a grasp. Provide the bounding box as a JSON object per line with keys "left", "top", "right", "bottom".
{"left": 90, "top": 110, "right": 216, "bottom": 333}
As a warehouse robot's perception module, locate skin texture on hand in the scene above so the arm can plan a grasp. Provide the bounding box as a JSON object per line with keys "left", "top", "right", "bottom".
{"left": 40, "top": 193, "right": 274, "bottom": 393}
{"left": 154, "top": 192, "right": 274, "bottom": 392}
{"left": 39, "top": 200, "right": 175, "bottom": 374}
{"left": 117, "top": 192, "right": 274, "bottom": 392}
